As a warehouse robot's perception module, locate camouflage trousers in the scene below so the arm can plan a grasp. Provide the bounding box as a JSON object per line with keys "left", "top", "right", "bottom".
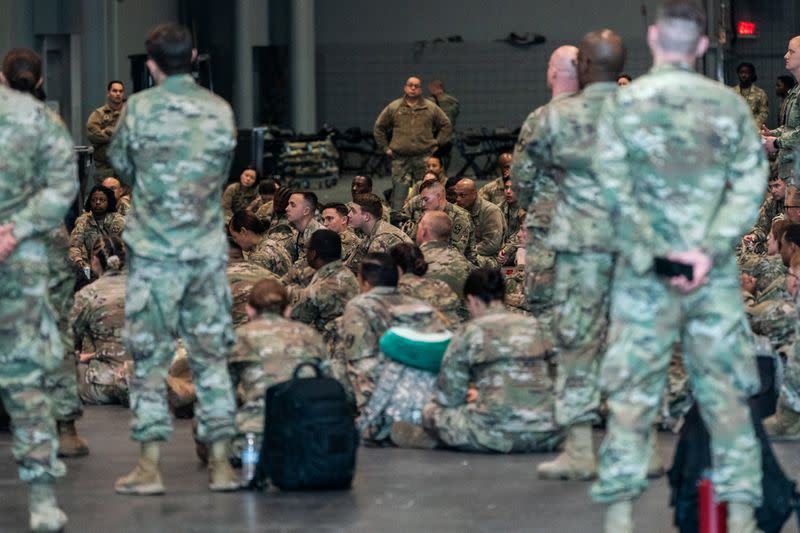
{"left": 124, "top": 254, "right": 236, "bottom": 443}
{"left": 77, "top": 358, "right": 132, "bottom": 406}
{"left": 229, "top": 361, "right": 267, "bottom": 458}
{"left": 782, "top": 338, "right": 800, "bottom": 413}
{"left": 0, "top": 251, "right": 66, "bottom": 482}
{"left": 426, "top": 404, "right": 563, "bottom": 453}
{"left": 524, "top": 239, "right": 556, "bottom": 343}
{"left": 552, "top": 251, "right": 613, "bottom": 427}
{"left": 591, "top": 262, "right": 762, "bottom": 506}
{"left": 45, "top": 266, "right": 83, "bottom": 422}
{"left": 390, "top": 154, "right": 427, "bottom": 210}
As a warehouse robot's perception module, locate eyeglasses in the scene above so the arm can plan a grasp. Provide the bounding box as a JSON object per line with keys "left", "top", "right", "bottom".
{"left": 786, "top": 205, "right": 800, "bottom": 209}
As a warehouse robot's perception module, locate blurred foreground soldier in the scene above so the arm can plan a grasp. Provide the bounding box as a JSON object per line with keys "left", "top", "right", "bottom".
{"left": 732, "top": 62, "right": 769, "bottom": 128}
{"left": 373, "top": 76, "right": 452, "bottom": 210}
{"left": 109, "top": 23, "right": 239, "bottom": 495}
{"left": 763, "top": 35, "right": 800, "bottom": 183}
{"left": 0, "top": 47, "right": 78, "bottom": 532}
{"left": 511, "top": 45, "right": 579, "bottom": 339}
{"left": 536, "top": 29, "right": 626, "bottom": 481}
{"left": 86, "top": 80, "right": 125, "bottom": 179}
{"left": 587, "top": 3, "right": 766, "bottom": 531}
{"left": 404, "top": 269, "right": 562, "bottom": 452}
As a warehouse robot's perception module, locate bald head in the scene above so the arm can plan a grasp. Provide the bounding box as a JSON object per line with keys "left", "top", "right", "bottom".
{"left": 547, "top": 45, "right": 579, "bottom": 97}
{"left": 577, "top": 29, "right": 626, "bottom": 87}
{"left": 418, "top": 211, "right": 452, "bottom": 244}
{"left": 453, "top": 178, "right": 477, "bottom": 210}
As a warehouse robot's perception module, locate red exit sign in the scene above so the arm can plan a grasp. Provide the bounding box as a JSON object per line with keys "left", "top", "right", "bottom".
{"left": 737, "top": 21, "right": 757, "bottom": 38}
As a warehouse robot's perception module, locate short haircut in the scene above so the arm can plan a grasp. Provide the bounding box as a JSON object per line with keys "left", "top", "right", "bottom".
{"left": 426, "top": 155, "right": 442, "bottom": 166}
{"left": 145, "top": 23, "right": 194, "bottom": 75}
{"left": 230, "top": 210, "right": 267, "bottom": 234}
{"left": 85, "top": 184, "right": 118, "bottom": 213}
{"left": 422, "top": 211, "right": 452, "bottom": 240}
{"left": 655, "top": 0, "right": 706, "bottom": 55}
{"left": 463, "top": 268, "right": 505, "bottom": 304}
{"left": 445, "top": 176, "right": 461, "bottom": 190}
{"left": 778, "top": 75, "right": 797, "bottom": 91}
{"left": 322, "top": 202, "right": 349, "bottom": 218}
{"left": 248, "top": 279, "right": 288, "bottom": 314}
{"left": 293, "top": 190, "right": 318, "bottom": 213}
{"left": 353, "top": 175, "right": 373, "bottom": 189}
{"left": 308, "top": 229, "right": 341, "bottom": 262}
{"left": 390, "top": 243, "right": 428, "bottom": 276}
{"left": 736, "top": 62, "right": 756, "bottom": 81}
{"left": 783, "top": 224, "right": 800, "bottom": 247}
{"left": 107, "top": 80, "right": 124, "bottom": 91}
{"left": 429, "top": 79, "right": 444, "bottom": 90}
{"left": 419, "top": 179, "right": 445, "bottom": 194}
{"left": 618, "top": 73, "right": 632, "bottom": 81}
{"left": 359, "top": 252, "right": 398, "bottom": 288}
{"left": 352, "top": 193, "right": 383, "bottom": 219}
{"left": 258, "top": 180, "right": 278, "bottom": 196}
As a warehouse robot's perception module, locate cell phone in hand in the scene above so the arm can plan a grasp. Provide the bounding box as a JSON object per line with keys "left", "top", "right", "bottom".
{"left": 653, "top": 256, "right": 693, "bottom": 281}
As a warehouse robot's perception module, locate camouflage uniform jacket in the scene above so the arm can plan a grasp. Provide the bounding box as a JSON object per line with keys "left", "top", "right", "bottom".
{"left": 433, "top": 303, "right": 559, "bottom": 445}
{"left": 498, "top": 200, "right": 524, "bottom": 263}
{"left": 226, "top": 261, "right": 280, "bottom": 328}
{"left": 544, "top": 82, "right": 619, "bottom": 253}
{"left": 86, "top": 103, "right": 122, "bottom": 171}
{"left": 266, "top": 213, "right": 297, "bottom": 252}
{"left": 340, "top": 229, "right": 362, "bottom": 262}
{"left": 222, "top": 182, "right": 259, "bottom": 223}
{"left": 254, "top": 200, "right": 274, "bottom": 222}
{"left": 503, "top": 264, "right": 531, "bottom": 314}
{"left": 288, "top": 260, "right": 359, "bottom": 342}
{"left": 68, "top": 211, "right": 126, "bottom": 267}
{"left": 70, "top": 270, "right": 129, "bottom": 364}
{"left": 338, "top": 287, "right": 448, "bottom": 410}
{"left": 246, "top": 234, "right": 292, "bottom": 276}
{"left": 346, "top": 220, "right": 412, "bottom": 273}
{"left": 397, "top": 273, "right": 465, "bottom": 324}
{"left": 427, "top": 93, "right": 460, "bottom": 132}
{"left": 593, "top": 63, "right": 766, "bottom": 276}
{"left": 767, "top": 82, "right": 800, "bottom": 180}
{"left": 285, "top": 218, "right": 323, "bottom": 263}
{"left": 374, "top": 97, "right": 452, "bottom": 156}
{"left": 108, "top": 74, "right": 236, "bottom": 260}
{"left": 402, "top": 200, "right": 474, "bottom": 255}
{"left": 732, "top": 84, "right": 769, "bottom": 128}
{"left": 477, "top": 175, "right": 506, "bottom": 206}
{"left": 228, "top": 311, "right": 329, "bottom": 435}
{"left": 748, "top": 195, "right": 785, "bottom": 242}
{"left": 419, "top": 240, "right": 473, "bottom": 297}
{"left": 465, "top": 196, "right": 506, "bottom": 257}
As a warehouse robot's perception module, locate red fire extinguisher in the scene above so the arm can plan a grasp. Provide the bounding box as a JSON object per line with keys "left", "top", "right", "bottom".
{"left": 698, "top": 470, "right": 728, "bottom": 533}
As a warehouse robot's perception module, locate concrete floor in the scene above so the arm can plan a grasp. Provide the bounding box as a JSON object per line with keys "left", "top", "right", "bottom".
{"left": 1, "top": 406, "right": 798, "bottom": 532}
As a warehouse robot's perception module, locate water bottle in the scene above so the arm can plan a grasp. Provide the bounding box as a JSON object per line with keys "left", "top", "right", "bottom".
{"left": 241, "top": 433, "right": 259, "bottom": 486}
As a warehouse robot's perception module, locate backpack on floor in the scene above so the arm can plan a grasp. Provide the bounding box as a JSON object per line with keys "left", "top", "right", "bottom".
{"left": 668, "top": 354, "right": 800, "bottom": 533}
{"left": 249, "top": 360, "right": 359, "bottom": 491}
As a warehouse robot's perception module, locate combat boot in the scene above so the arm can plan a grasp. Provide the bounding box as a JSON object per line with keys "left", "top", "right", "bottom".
{"left": 208, "top": 440, "right": 239, "bottom": 492}
{"left": 537, "top": 423, "right": 596, "bottom": 480}
{"left": 56, "top": 420, "right": 89, "bottom": 458}
{"left": 604, "top": 500, "right": 633, "bottom": 533}
{"left": 29, "top": 481, "right": 67, "bottom": 533}
{"left": 114, "top": 441, "right": 165, "bottom": 495}
{"left": 390, "top": 420, "right": 438, "bottom": 449}
{"left": 647, "top": 426, "right": 665, "bottom": 478}
{"left": 763, "top": 407, "right": 800, "bottom": 440}
{"left": 727, "top": 502, "right": 758, "bottom": 533}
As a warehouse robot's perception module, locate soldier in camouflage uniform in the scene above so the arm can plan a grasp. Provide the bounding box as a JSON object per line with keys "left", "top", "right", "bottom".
{"left": 391, "top": 242, "right": 466, "bottom": 324}
{"left": 453, "top": 178, "right": 506, "bottom": 267}
{"left": 226, "top": 261, "right": 280, "bottom": 328}
{"left": 288, "top": 230, "right": 359, "bottom": 345}
{"left": 221, "top": 166, "right": 259, "bottom": 224}
{"left": 108, "top": 23, "right": 239, "bottom": 495}
{"left": 535, "top": 29, "right": 624, "bottom": 482}
{"left": 67, "top": 184, "right": 125, "bottom": 272}
{"left": 741, "top": 173, "right": 786, "bottom": 254}
{"left": 763, "top": 35, "right": 800, "bottom": 184}
{"left": 263, "top": 187, "right": 298, "bottom": 253}
{"left": 477, "top": 153, "right": 513, "bottom": 206}
{"left": 417, "top": 269, "right": 562, "bottom": 453}
{"left": 0, "top": 46, "right": 77, "bottom": 530}
{"left": 345, "top": 193, "right": 411, "bottom": 273}
{"left": 588, "top": 5, "right": 765, "bottom": 531}
{"left": 101, "top": 176, "right": 131, "bottom": 217}
{"left": 497, "top": 178, "right": 525, "bottom": 265}
{"left": 227, "top": 279, "right": 329, "bottom": 458}
{"left": 731, "top": 62, "right": 769, "bottom": 128}
{"left": 336, "top": 253, "right": 449, "bottom": 425}
{"left": 284, "top": 191, "right": 322, "bottom": 263}
{"left": 320, "top": 202, "right": 362, "bottom": 261}
{"left": 86, "top": 80, "right": 125, "bottom": 179}
{"left": 405, "top": 156, "right": 447, "bottom": 203}
{"left": 416, "top": 211, "right": 474, "bottom": 297}
{"left": 373, "top": 76, "right": 452, "bottom": 210}
{"left": 228, "top": 211, "right": 292, "bottom": 276}
{"left": 402, "top": 179, "right": 474, "bottom": 257}
{"left": 70, "top": 236, "right": 133, "bottom": 406}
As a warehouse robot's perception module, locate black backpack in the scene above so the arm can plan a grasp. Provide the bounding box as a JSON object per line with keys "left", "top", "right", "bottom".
{"left": 668, "top": 355, "right": 800, "bottom": 532}
{"left": 248, "top": 360, "right": 359, "bottom": 491}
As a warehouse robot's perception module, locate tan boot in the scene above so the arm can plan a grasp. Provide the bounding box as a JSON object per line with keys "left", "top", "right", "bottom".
{"left": 208, "top": 440, "right": 238, "bottom": 492}
{"left": 763, "top": 407, "right": 800, "bottom": 440}
{"left": 604, "top": 500, "right": 633, "bottom": 533}
{"left": 647, "top": 426, "right": 665, "bottom": 478}
{"left": 727, "top": 502, "right": 758, "bottom": 533}
{"left": 114, "top": 442, "right": 165, "bottom": 495}
{"left": 56, "top": 420, "right": 89, "bottom": 458}
{"left": 537, "top": 423, "right": 596, "bottom": 480}
{"left": 29, "top": 481, "right": 67, "bottom": 533}
{"left": 390, "top": 420, "right": 438, "bottom": 449}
